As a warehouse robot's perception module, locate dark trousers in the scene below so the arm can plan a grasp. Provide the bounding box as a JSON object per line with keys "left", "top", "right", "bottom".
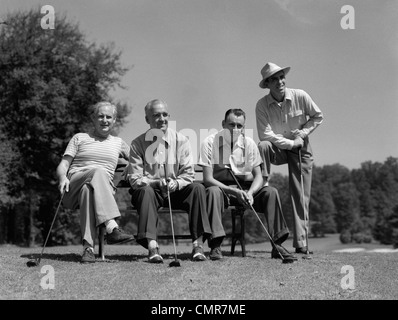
{"left": 206, "top": 185, "right": 290, "bottom": 247}
{"left": 258, "top": 140, "right": 313, "bottom": 248}
{"left": 130, "top": 182, "right": 212, "bottom": 249}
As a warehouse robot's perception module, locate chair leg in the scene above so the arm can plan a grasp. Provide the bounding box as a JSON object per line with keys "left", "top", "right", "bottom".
{"left": 230, "top": 209, "right": 237, "bottom": 256}
{"left": 239, "top": 209, "right": 246, "bottom": 257}
{"left": 98, "top": 225, "right": 105, "bottom": 261}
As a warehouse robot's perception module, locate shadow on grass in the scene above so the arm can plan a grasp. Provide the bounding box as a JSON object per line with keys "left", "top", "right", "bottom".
{"left": 20, "top": 252, "right": 204, "bottom": 264}
{"left": 21, "top": 252, "right": 82, "bottom": 263}
{"left": 19, "top": 248, "right": 275, "bottom": 265}
{"left": 20, "top": 252, "right": 147, "bottom": 264}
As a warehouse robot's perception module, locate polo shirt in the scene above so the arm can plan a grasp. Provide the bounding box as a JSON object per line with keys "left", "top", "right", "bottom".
{"left": 199, "top": 130, "right": 262, "bottom": 183}
{"left": 64, "top": 132, "right": 130, "bottom": 182}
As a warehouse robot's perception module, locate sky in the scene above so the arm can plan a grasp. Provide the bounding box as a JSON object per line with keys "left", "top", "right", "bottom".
{"left": 1, "top": 0, "right": 397, "bottom": 175}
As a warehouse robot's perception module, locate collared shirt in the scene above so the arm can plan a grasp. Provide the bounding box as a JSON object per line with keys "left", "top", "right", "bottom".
{"left": 256, "top": 88, "right": 324, "bottom": 150}
{"left": 198, "top": 130, "right": 262, "bottom": 183}
{"left": 64, "top": 132, "right": 130, "bottom": 182}
{"left": 126, "top": 128, "right": 194, "bottom": 190}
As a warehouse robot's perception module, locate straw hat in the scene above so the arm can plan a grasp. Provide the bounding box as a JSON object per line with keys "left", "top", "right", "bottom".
{"left": 259, "top": 62, "right": 290, "bottom": 88}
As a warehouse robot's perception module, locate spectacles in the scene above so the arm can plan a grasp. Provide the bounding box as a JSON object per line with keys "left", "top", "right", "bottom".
{"left": 152, "top": 112, "right": 170, "bottom": 119}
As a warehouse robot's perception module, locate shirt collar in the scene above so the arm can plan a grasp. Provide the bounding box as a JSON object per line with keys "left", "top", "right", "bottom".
{"left": 143, "top": 128, "right": 173, "bottom": 148}
{"left": 163, "top": 128, "right": 171, "bottom": 144}
{"left": 267, "top": 87, "right": 292, "bottom": 105}
{"left": 215, "top": 130, "right": 246, "bottom": 149}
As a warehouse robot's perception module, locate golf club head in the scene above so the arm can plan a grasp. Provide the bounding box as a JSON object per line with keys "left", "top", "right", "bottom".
{"left": 282, "top": 257, "right": 297, "bottom": 264}
{"left": 26, "top": 259, "right": 40, "bottom": 267}
{"left": 302, "top": 255, "right": 313, "bottom": 260}
{"left": 169, "top": 260, "right": 181, "bottom": 267}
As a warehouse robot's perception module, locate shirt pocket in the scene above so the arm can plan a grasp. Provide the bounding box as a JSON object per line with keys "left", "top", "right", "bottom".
{"left": 288, "top": 110, "right": 305, "bottom": 128}
{"left": 289, "top": 110, "right": 303, "bottom": 117}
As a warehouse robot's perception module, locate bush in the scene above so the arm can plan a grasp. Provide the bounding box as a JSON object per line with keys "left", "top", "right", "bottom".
{"left": 392, "top": 228, "right": 398, "bottom": 249}
{"left": 352, "top": 232, "right": 364, "bottom": 244}
{"left": 362, "top": 232, "right": 373, "bottom": 243}
{"left": 311, "top": 222, "right": 325, "bottom": 238}
{"left": 339, "top": 230, "right": 352, "bottom": 244}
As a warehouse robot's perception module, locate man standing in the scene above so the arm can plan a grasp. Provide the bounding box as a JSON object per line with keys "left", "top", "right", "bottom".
{"left": 255, "top": 62, "right": 324, "bottom": 255}
{"left": 126, "top": 99, "right": 212, "bottom": 263}
{"left": 199, "top": 108, "right": 295, "bottom": 261}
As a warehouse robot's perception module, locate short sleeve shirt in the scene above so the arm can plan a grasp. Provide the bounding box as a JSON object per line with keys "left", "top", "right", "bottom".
{"left": 199, "top": 130, "right": 262, "bottom": 183}
{"left": 64, "top": 132, "right": 130, "bottom": 182}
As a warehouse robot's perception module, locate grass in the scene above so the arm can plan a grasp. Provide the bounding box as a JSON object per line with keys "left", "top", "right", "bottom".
{"left": 1, "top": 234, "right": 397, "bottom": 301}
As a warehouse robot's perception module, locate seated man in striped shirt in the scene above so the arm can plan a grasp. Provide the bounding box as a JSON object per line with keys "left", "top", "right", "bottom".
{"left": 56, "top": 101, "right": 135, "bottom": 263}
{"left": 126, "top": 99, "right": 212, "bottom": 263}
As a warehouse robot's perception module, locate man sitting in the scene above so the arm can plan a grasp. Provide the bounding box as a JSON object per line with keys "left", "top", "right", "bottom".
{"left": 126, "top": 99, "right": 212, "bottom": 263}
{"left": 199, "top": 108, "right": 296, "bottom": 261}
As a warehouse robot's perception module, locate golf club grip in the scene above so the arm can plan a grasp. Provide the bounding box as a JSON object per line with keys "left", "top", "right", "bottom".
{"left": 164, "top": 164, "right": 178, "bottom": 258}
{"left": 298, "top": 148, "right": 303, "bottom": 173}
{"left": 41, "top": 191, "right": 65, "bottom": 256}
{"left": 167, "top": 190, "right": 174, "bottom": 231}
{"left": 227, "top": 168, "right": 243, "bottom": 189}
{"left": 227, "top": 168, "right": 252, "bottom": 206}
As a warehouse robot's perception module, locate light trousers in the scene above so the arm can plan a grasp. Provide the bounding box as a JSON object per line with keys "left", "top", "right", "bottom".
{"left": 62, "top": 168, "right": 121, "bottom": 247}
{"left": 258, "top": 140, "right": 313, "bottom": 248}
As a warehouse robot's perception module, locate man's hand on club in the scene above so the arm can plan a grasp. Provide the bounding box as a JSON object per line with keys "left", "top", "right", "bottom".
{"left": 167, "top": 178, "right": 178, "bottom": 193}
{"left": 291, "top": 129, "right": 306, "bottom": 140}
{"left": 58, "top": 176, "right": 70, "bottom": 194}
{"left": 159, "top": 178, "right": 167, "bottom": 194}
{"left": 292, "top": 136, "right": 304, "bottom": 149}
{"left": 235, "top": 189, "right": 253, "bottom": 208}
{"left": 160, "top": 178, "right": 178, "bottom": 193}
{"left": 245, "top": 191, "right": 254, "bottom": 207}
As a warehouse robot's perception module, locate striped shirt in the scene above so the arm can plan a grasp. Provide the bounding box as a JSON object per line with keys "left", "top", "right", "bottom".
{"left": 64, "top": 132, "right": 130, "bottom": 182}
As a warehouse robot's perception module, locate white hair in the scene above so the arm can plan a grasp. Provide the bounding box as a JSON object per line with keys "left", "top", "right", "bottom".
{"left": 144, "top": 99, "right": 168, "bottom": 115}
{"left": 91, "top": 101, "right": 117, "bottom": 118}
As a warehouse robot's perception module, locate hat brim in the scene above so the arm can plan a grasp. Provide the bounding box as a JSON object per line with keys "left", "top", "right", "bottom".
{"left": 259, "top": 66, "right": 290, "bottom": 89}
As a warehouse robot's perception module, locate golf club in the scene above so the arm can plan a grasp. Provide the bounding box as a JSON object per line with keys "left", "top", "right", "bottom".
{"left": 27, "top": 190, "right": 65, "bottom": 267}
{"left": 164, "top": 165, "right": 181, "bottom": 267}
{"left": 298, "top": 148, "right": 312, "bottom": 260}
{"left": 227, "top": 168, "right": 296, "bottom": 264}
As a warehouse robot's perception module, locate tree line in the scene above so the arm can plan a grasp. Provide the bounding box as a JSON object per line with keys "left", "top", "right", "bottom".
{"left": 271, "top": 157, "right": 398, "bottom": 246}
{"left": 4, "top": 155, "right": 398, "bottom": 248}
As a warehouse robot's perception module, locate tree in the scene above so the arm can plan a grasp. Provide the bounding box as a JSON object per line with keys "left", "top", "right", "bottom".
{"left": 269, "top": 173, "right": 294, "bottom": 231}
{"left": 390, "top": 205, "right": 398, "bottom": 248}
{"left": 319, "top": 163, "right": 351, "bottom": 188}
{"left": 0, "top": 9, "right": 131, "bottom": 246}
{"left": 351, "top": 166, "right": 376, "bottom": 233}
{"left": 332, "top": 182, "right": 360, "bottom": 234}
{"left": 309, "top": 179, "right": 336, "bottom": 236}
{"left": 371, "top": 158, "right": 398, "bottom": 244}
